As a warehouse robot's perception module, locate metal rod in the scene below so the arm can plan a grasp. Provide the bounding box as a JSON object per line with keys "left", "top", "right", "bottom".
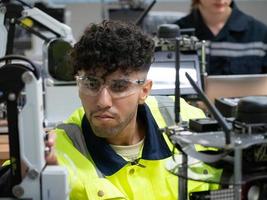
{"left": 179, "top": 152, "right": 188, "bottom": 200}
{"left": 7, "top": 98, "right": 22, "bottom": 187}
{"left": 175, "top": 38, "right": 180, "bottom": 124}
{"left": 6, "top": 18, "right": 16, "bottom": 56}
{"left": 234, "top": 146, "right": 242, "bottom": 200}
{"left": 185, "top": 72, "right": 232, "bottom": 145}
{"left": 200, "top": 40, "right": 207, "bottom": 90}
{"left": 135, "top": 0, "right": 156, "bottom": 26}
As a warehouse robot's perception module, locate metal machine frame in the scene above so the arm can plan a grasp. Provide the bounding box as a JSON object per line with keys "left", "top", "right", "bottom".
{"left": 0, "top": 55, "right": 69, "bottom": 199}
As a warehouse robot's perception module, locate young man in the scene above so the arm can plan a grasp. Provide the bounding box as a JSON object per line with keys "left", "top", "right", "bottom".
{"left": 53, "top": 20, "right": 220, "bottom": 199}
{"left": 0, "top": 20, "right": 220, "bottom": 199}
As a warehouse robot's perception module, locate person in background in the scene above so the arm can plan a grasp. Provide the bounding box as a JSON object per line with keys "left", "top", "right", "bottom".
{"left": 174, "top": 0, "right": 267, "bottom": 75}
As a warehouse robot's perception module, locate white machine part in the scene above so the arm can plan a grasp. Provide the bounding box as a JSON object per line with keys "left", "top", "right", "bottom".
{"left": 10, "top": 71, "right": 69, "bottom": 200}
{"left": 9, "top": 1, "right": 78, "bottom": 127}
{"left": 20, "top": 7, "right": 75, "bottom": 43}
{"left": 0, "top": 5, "right": 7, "bottom": 57}
{"left": 44, "top": 80, "right": 80, "bottom": 127}
{"left": 42, "top": 38, "right": 81, "bottom": 127}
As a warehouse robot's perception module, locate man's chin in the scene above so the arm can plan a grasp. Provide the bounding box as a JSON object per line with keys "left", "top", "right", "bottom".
{"left": 91, "top": 124, "right": 119, "bottom": 137}
{"left": 96, "top": 125, "right": 118, "bottom": 133}
{"left": 93, "top": 130, "right": 118, "bottom": 139}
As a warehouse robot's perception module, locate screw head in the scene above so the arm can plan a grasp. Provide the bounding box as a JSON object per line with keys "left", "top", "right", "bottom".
{"left": 22, "top": 71, "right": 33, "bottom": 84}
{"left": 28, "top": 169, "right": 39, "bottom": 179}
{"left": 12, "top": 185, "right": 24, "bottom": 198}
{"left": 8, "top": 93, "right": 16, "bottom": 101}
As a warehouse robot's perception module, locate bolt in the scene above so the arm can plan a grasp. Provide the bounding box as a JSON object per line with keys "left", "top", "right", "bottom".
{"left": 235, "top": 138, "right": 242, "bottom": 145}
{"left": 8, "top": 93, "right": 16, "bottom": 101}
{"left": 22, "top": 71, "right": 33, "bottom": 84}
{"left": 21, "top": 10, "right": 27, "bottom": 17}
{"left": 28, "top": 169, "right": 39, "bottom": 180}
{"left": 10, "top": 18, "right": 15, "bottom": 23}
{"left": 12, "top": 185, "right": 24, "bottom": 198}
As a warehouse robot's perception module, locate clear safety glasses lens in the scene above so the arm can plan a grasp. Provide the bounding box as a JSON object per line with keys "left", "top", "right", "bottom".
{"left": 76, "top": 76, "right": 145, "bottom": 98}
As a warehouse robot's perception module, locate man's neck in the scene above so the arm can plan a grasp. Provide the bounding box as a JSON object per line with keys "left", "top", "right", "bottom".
{"left": 199, "top": 6, "right": 232, "bottom": 36}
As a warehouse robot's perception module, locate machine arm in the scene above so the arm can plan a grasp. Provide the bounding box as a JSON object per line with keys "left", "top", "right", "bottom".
{"left": 0, "top": 55, "right": 69, "bottom": 199}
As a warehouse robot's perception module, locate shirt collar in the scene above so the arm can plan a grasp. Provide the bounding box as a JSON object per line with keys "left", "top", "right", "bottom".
{"left": 81, "top": 104, "right": 172, "bottom": 176}
{"left": 227, "top": 2, "right": 249, "bottom": 32}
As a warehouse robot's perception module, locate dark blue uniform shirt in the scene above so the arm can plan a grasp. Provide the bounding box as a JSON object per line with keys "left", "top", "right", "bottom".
{"left": 174, "top": 2, "right": 267, "bottom": 75}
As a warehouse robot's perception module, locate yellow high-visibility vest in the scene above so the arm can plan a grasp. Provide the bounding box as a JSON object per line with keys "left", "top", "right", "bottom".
{"left": 55, "top": 96, "right": 222, "bottom": 199}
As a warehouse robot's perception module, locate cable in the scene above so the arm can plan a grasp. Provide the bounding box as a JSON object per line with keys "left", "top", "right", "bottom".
{"left": 0, "top": 55, "right": 40, "bottom": 79}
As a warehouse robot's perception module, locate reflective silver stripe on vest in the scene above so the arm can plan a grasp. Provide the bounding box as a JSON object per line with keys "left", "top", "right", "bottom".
{"left": 198, "top": 41, "right": 267, "bottom": 57}
{"left": 154, "top": 96, "right": 176, "bottom": 126}
{"left": 56, "top": 123, "right": 104, "bottom": 178}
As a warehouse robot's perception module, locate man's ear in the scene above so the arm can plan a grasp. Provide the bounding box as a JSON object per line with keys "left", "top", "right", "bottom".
{"left": 139, "top": 80, "right": 152, "bottom": 104}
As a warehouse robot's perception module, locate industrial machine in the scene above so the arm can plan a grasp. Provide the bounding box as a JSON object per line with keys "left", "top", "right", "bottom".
{"left": 0, "top": 55, "right": 69, "bottom": 199}
{"left": 166, "top": 72, "right": 267, "bottom": 200}
{"left": 0, "top": 1, "right": 73, "bottom": 198}
{"left": 151, "top": 23, "right": 267, "bottom": 200}
{"left": 0, "top": 0, "right": 80, "bottom": 127}
{"left": 148, "top": 23, "right": 204, "bottom": 98}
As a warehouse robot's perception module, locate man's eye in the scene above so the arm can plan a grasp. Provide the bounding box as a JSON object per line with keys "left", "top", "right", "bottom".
{"left": 110, "top": 80, "right": 130, "bottom": 92}
{"left": 84, "top": 79, "right": 101, "bottom": 91}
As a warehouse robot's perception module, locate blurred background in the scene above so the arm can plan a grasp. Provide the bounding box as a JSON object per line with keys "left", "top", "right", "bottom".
{"left": 25, "top": 0, "right": 267, "bottom": 41}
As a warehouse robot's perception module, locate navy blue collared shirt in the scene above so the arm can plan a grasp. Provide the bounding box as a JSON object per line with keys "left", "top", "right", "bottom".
{"left": 81, "top": 104, "right": 172, "bottom": 176}
{"left": 175, "top": 2, "right": 267, "bottom": 75}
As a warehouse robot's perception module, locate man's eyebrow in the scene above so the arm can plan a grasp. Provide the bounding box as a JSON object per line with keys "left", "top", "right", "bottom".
{"left": 83, "top": 73, "right": 96, "bottom": 76}
{"left": 82, "top": 74, "right": 102, "bottom": 78}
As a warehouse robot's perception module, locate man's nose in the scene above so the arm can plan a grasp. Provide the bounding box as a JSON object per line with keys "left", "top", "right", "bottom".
{"left": 96, "top": 87, "right": 113, "bottom": 108}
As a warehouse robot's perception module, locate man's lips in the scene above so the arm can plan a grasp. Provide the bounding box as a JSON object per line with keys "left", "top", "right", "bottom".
{"left": 93, "top": 113, "right": 115, "bottom": 120}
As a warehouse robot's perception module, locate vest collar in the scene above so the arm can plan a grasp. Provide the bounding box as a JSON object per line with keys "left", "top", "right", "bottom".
{"left": 81, "top": 104, "right": 172, "bottom": 176}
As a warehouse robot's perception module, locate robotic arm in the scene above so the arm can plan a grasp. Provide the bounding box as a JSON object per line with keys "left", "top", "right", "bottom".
{"left": 1, "top": 0, "right": 75, "bottom": 56}
{"left": 0, "top": 55, "right": 69, "bottom": 200}
{"left": 20, "top": 6, "right": 74, "bottom": 42}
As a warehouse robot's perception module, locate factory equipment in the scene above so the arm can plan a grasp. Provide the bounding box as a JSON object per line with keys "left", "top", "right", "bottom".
{"left": 0, "top": 55, "right": 69, "bottom": 199}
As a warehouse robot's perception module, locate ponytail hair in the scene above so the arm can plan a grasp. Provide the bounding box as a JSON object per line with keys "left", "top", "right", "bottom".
{"left": 191, "top": 0, "right": 200, "bottom": 11}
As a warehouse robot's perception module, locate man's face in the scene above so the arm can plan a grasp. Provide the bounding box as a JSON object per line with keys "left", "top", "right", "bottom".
{"left": 77, "top": 69, "right": 152, "bottom": 139}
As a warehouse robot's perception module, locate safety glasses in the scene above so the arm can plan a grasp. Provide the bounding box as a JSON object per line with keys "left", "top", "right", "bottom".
{"left": 76, "top": 75, "right": 146, "bottom": 99}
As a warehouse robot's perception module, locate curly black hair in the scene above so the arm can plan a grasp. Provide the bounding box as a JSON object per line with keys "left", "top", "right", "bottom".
{"left": 70, "top": 20, "right": 155, "bottom": 77}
